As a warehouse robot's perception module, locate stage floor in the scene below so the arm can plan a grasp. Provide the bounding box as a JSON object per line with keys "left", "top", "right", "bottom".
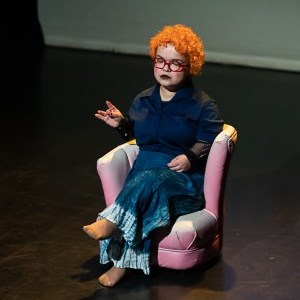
{"left": 1, "top": 47, "right": 299, "bottom": 300}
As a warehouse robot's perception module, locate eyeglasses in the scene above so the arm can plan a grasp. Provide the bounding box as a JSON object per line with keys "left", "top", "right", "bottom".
{"left": 153, "top": 57, "right": 188, "bottom": 72}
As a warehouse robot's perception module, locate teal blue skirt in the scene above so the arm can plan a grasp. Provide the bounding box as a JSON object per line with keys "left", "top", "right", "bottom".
{"left": 98, "top": 150, "right": 205, "bottom": 274}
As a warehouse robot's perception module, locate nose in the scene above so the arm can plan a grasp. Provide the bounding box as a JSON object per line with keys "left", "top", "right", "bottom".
{"left": 162, "top": 62, "right": 171, "bottom": 72}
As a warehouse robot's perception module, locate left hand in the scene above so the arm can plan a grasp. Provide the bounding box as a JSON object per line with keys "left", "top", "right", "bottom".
{"left": 167, "top": 154, "right": 191, "bottom": 172}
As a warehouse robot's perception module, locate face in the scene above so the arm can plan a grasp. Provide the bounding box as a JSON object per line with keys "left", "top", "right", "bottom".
{"left": 153, "top": 44, "right": 189, "bottom": 92}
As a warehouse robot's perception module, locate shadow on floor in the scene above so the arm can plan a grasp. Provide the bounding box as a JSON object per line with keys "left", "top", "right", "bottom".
{"left": 77, "top": 256, "right": 236, "bottom": 300}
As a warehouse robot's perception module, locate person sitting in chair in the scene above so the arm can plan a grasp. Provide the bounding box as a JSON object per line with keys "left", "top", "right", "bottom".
{"left": 83, "top": 24, "right": 224, "bottom": 287}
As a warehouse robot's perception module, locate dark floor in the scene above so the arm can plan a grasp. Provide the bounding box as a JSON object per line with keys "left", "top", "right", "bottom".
{"left": 0, "top": 47, "right": 299, "bottom": 300}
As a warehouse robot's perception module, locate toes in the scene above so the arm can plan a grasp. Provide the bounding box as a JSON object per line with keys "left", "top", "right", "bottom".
{"left": 82, "top": 226, "right": 99, "bottom": 239}
{"left": 98, "top": 267, "right": 126, "bottom": 287}
{"left": 99, "top": 274, "right": 113, "bottom": 287}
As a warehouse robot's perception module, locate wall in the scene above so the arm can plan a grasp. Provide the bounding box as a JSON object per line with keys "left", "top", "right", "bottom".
{"left": 39, "top": 0, "right": 300, "bottom": 71}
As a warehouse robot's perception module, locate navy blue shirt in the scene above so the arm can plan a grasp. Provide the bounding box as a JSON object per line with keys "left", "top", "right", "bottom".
{"left": 128, "top": 83, "right": 224, "bottom": 156}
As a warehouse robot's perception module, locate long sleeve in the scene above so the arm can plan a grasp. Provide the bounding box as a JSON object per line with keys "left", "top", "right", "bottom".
{"left": 185, "top": 141, "right": 211, "bottom": 169}
{"left": 115, "top": 116, "right": 134, "bottom": 141}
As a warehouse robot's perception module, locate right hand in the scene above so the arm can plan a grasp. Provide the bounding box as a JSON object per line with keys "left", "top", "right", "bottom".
{"left": 95, "top": 100, "right": 124, "bottom": 128}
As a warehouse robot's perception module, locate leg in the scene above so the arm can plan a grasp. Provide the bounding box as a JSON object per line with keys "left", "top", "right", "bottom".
{"left": 98, "top": 266, "right": 127, "bottom": 287}
{"left": 83, "top": 218, "right": 117, "bottom": 240}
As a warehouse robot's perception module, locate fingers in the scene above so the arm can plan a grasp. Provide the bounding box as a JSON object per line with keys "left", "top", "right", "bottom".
{"left": 105, "top": 101, "right": 121, "bottom": 117}
{"left": 95, "top": 105, "right": 115, "bottom": 117}
{"left": 95, "top": 110, "right": 106, "bottom": 116}
{"left": 106, "top": 100, "right": 116, "bottom": 110}
{"left": 167, "top": 155, "right": 191, "bottom": 172}
{"left": 168, "top": 165, "right": 184, "bottom": 172}
{"left": 95, "top": 100, "right": 123, "bottom": 125}
{"left": 95, "top": 101, "right": 115, "bottom": 115}
{"left": 167, "top": 158, "right": 183, "bottom": 172}
{"left": 95, "top": 113, "right": 107, "bottom": 121}
{"left": 95, "top": 110, "right": 107, "bottom": 119}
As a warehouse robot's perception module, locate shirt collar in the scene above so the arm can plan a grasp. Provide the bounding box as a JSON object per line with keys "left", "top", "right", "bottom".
{"left": 140, "top": 80, "right": 196, "bottom": 103}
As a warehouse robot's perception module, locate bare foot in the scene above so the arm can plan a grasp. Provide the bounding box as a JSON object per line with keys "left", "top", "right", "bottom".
{"left": 82, "top": 219, "right": 117, "bottom": 240}
{"left": 99, "top": 267, "right": 127, "bottom": 287}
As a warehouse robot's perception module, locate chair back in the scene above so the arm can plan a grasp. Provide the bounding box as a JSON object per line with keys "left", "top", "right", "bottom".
{"left": 203, "top": 124, "right": 237, "bottom": 221}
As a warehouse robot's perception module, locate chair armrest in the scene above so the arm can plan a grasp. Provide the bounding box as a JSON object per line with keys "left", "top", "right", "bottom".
{"left": 97, "top": 143, "right": 139, "bottom": 206}
{"left": 174, "top": 209, "right": 218, "bottom": 246}
{"left": 157, "top": 209, "right": 218, "bottom": 250}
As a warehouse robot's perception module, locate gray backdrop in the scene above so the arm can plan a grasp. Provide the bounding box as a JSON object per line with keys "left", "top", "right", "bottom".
{"left": 39, "top": 0, "right": 300, "bottom": 72}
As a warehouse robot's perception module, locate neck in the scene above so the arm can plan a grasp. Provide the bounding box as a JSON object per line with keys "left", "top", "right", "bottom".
{"left": 160, "top": 86, "right": 176, "bottom": 101}
{"left": 159, "top": 77, "right": 192, "bottom": 101}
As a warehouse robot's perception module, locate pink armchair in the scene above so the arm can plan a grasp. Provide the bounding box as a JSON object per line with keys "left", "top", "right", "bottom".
{"left": 97, "top": 124, "right": 237, "bottom": 270}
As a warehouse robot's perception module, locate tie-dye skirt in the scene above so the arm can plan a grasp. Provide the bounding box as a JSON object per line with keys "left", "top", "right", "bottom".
{"left": 98, "top": 150, "right": 204, "bottom": 274}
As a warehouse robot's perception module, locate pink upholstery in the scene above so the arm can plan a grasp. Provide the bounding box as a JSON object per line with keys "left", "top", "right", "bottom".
{"left": 97, "top": 141, "right": 139, "bottom": 207}
{"left": 97, "top": 124, "right": 237, "bottom": 270}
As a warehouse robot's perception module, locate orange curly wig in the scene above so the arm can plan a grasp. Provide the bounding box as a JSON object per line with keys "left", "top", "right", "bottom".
{"left": 149, "top": 24, "right": 205, "bottom": 75}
